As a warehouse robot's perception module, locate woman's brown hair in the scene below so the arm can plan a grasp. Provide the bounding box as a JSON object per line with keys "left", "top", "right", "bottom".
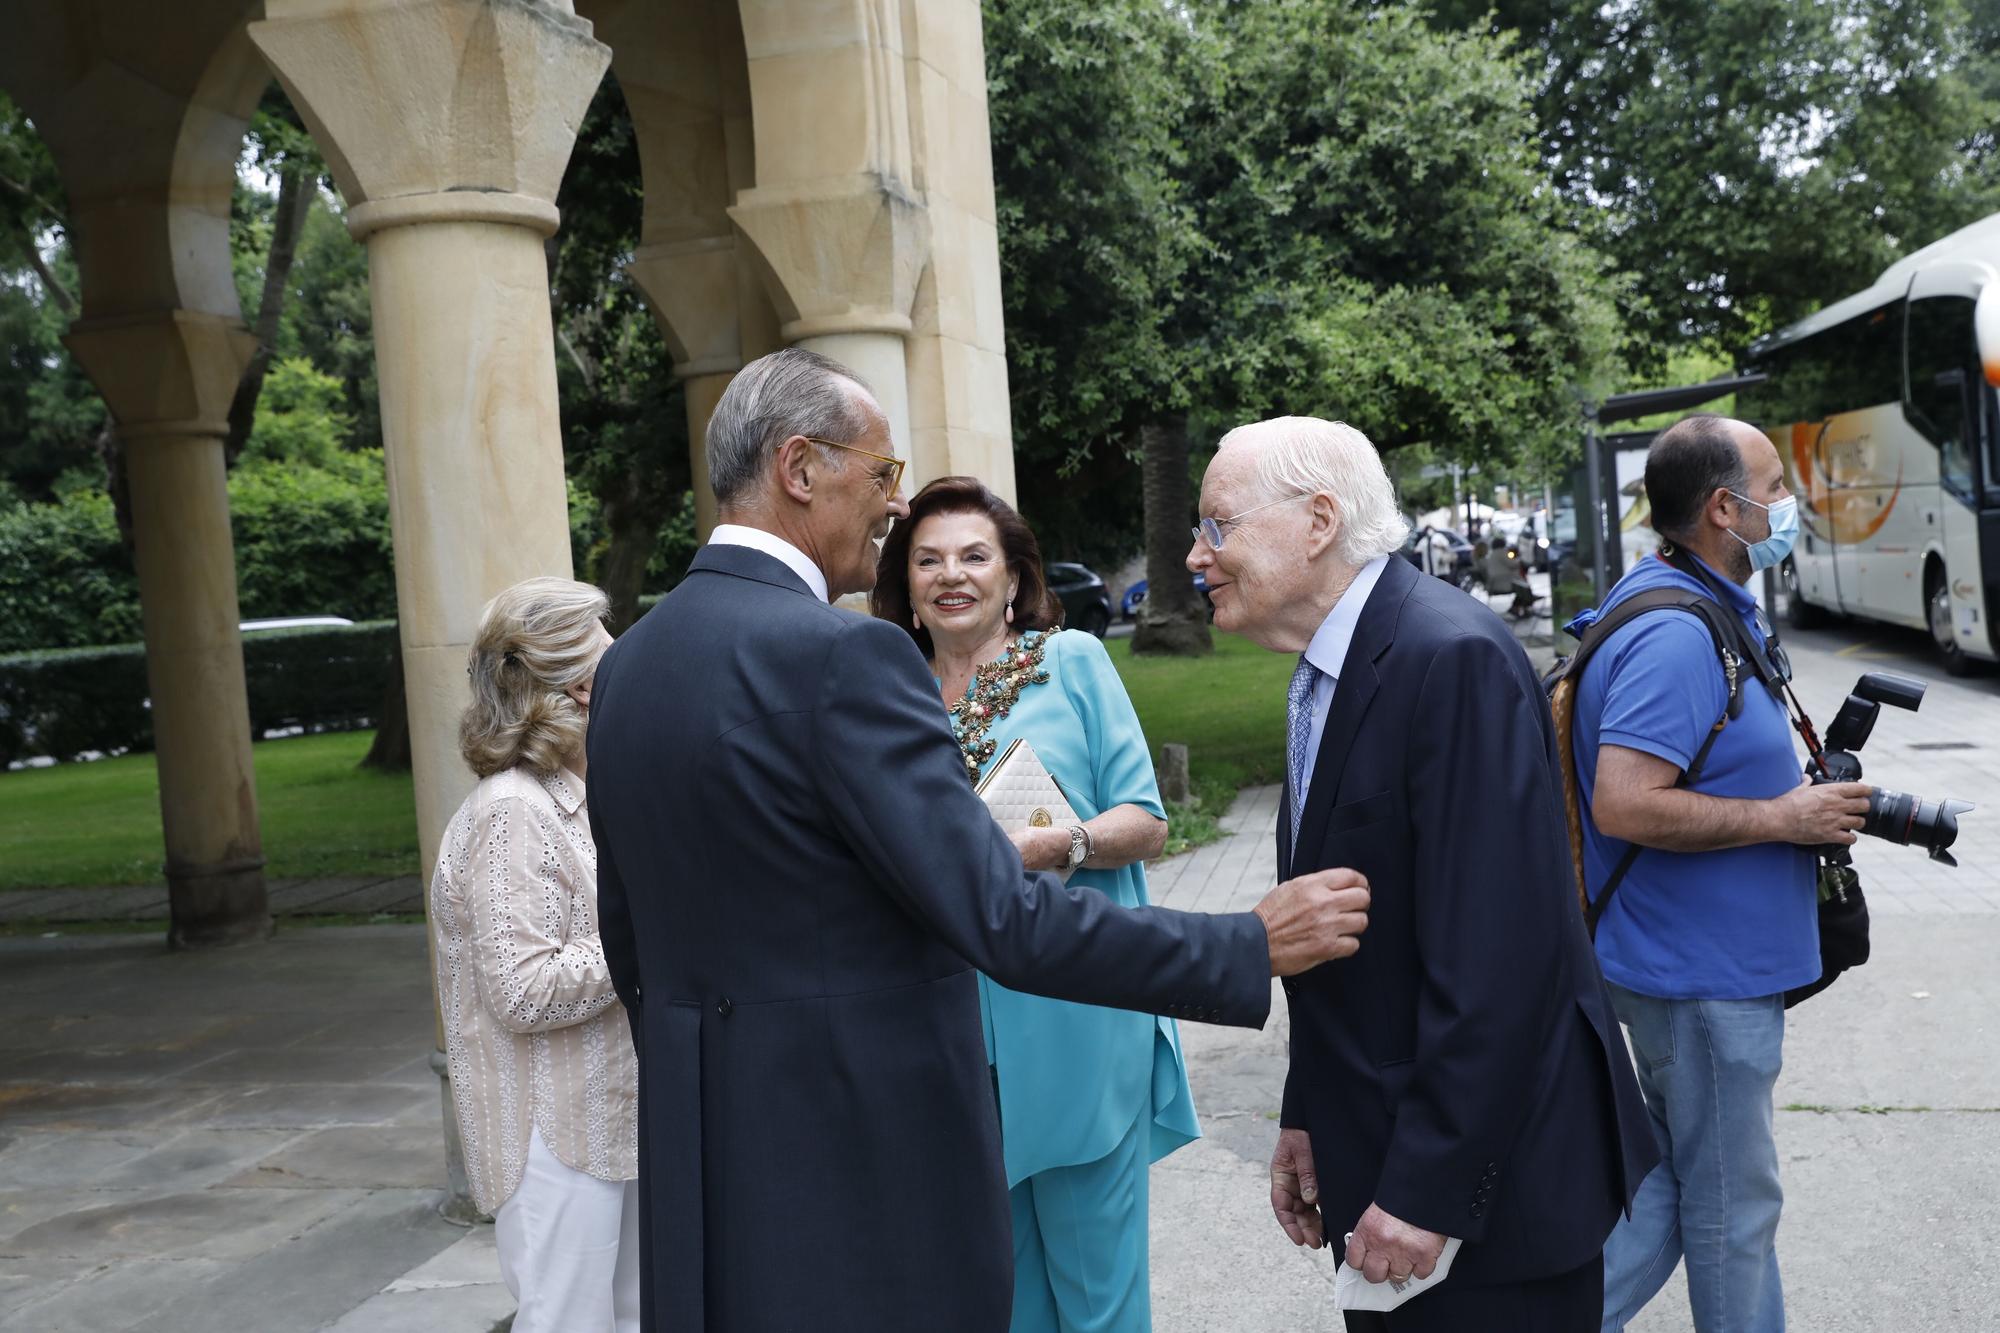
{"left": 872, "top": 476, "right": 1064, "bottom": 659}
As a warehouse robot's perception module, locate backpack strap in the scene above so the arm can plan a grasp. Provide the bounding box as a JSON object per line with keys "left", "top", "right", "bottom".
{"left": 1551, "top": 585, "right": 1745, "bottom": 936}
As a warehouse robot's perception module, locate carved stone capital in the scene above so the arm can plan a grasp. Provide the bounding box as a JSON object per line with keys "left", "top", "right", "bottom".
{"left": 729, "top": 181, "right": 931, "bottom": 343}
{"left": 249, "top": 0, "right": 610, "bottom": 214}
{"left": 63, "top": 310, "right": 258, "bottom": 438}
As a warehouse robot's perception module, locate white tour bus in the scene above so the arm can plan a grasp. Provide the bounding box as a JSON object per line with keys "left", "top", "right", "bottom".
{"left": 1739, "top": 214, "right": 2000, "bottom": 674}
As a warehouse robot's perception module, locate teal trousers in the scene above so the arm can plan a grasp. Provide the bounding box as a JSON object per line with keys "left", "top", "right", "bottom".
{"left": 1007, "top": 1097, "right": 1152, "bottom": 1333}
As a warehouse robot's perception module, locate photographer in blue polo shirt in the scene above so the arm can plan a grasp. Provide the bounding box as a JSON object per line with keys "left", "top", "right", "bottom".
{"left": 1573, "top": 415, "right": 1872, "bottom": 1333}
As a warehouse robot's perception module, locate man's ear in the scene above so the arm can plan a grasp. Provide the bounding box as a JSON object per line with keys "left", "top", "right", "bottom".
{"left": 1703, "top": 485, "right": 1736, "bottom": 532}
{"left": 776, "top": 436, "right": 816, "bottom": 505}
{"left": 1305, "top": 493, "right": 1341, "bottom": 560}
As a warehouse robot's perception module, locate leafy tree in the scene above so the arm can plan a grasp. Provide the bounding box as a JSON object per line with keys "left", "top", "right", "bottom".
{"left": 549, "top": 76, "right": 692, "bottom": 632}
{"left": 240, "top": 357, "right": 353, "bottom": 467}
{"left": 227, "top": 86, "right": 327, "bottom": 465}
{"left": 985, "top": 0, "right": 1213, "bottom": 653}
{"left": 986, "top": 0, "right": 1627, "bottom": 654}
{"left": 0, "top": 93, "right": 108, "bottom": 506}
{"left": 1424, "top": 0, "right": 2000, "bottom": 359}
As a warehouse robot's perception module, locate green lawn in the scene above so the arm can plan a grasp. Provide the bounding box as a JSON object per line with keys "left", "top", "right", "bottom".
{"left": 1109, "top": 631, "right": 1290, "bottom": 792}
{"left": 2, "top": 634, "right": 1281, "bottom": 890}
{"left": 0, "top": 730, "right": 418, "bottom": 889}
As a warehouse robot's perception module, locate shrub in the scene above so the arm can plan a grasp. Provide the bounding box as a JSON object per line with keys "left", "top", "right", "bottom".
{"left": 0, "top": 620, "right": 399, "bottom": 765}
{"left": 230, "top": 452, "right": 397, "bottom": 622}
{"left": 0, "top": 489, "right": 140, "bottom": 653}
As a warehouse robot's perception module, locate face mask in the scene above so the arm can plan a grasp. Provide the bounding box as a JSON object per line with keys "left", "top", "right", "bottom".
{"left": 1726, "top": 491, "right": 1799, "bottom": 571}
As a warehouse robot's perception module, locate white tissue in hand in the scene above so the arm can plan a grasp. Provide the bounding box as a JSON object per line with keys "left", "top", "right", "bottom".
{"left": 1333, "top": 1236, "right": 1462, "bottom": 1312}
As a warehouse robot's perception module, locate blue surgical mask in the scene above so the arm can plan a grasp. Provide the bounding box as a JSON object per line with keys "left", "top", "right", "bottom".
{"left": 1726, "top": 491, "right": 1799, "bottom": 571}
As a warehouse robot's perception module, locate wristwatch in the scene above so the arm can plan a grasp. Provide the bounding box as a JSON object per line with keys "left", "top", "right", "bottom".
{"left": 1065, "top": 824, "right": 1090, "bottom": 872}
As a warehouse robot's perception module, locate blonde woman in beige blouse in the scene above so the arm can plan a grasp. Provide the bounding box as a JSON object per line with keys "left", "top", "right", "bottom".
{"left": 432, "top": 576, "right": 638, "bottom": 1333}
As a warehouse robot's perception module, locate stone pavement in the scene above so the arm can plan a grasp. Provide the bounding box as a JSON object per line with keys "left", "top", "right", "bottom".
{"left": 3, "top": 609, "right": 1996, "bottom": 1329}
{"left": 0, "top": 876, "right": 425, "bottom": 927}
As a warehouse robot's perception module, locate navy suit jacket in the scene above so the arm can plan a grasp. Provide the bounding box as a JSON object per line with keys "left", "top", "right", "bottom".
{"left": 585, "top": 544, "right": 1273, "bottom": 1332}
{"left": 1278, "top": 554, "right": 1657, "bottom": 1287}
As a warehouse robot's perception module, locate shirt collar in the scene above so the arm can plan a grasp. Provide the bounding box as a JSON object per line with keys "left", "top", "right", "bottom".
{"left": 708, "top": 523, "right": 831, "bottom": 603}
{"left": 1302, "top": 554, "right": 1392, "bottom": 681}
{"left": 1659, "top": 550, "right": 1757, "bottom": 614}
{"left": 537, "top": 766, "right": 586, "bottom": 816}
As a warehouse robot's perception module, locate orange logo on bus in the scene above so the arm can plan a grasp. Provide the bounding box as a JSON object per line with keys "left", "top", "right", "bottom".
{"left": 1785, "top": 419, "right": 1902, "bottom": 544}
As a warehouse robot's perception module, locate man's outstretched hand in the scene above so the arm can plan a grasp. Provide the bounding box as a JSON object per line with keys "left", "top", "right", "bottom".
{"left": 1254, "top": 868, "right": 1370, "bottom": 975}
{"left": 1270, "top": 1127, "right": 1324, "bottom": 1249}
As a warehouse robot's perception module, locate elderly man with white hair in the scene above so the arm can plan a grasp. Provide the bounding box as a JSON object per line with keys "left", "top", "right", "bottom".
{"left": 1189, "top": 418, "right": 1656, "bottom": 1333}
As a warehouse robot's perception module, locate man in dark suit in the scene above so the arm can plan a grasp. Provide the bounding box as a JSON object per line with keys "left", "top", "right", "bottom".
{"left": 1188, "top": 417, "right": 1658, "bottom": 1331}
{"left": 585, "top": 349, "right": 1374, "bottom": 1333}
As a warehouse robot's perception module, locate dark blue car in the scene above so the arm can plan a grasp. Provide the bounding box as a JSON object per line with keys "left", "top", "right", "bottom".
{"left": 1120, "top": 572, "right": 1210, "bottom": 621}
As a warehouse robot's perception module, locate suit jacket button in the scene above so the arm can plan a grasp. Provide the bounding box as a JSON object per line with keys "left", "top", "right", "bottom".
{"left": 1470, "top": 1204, "right": 1484, "bottom": 1219}
{"left": 717, "top": 998, "right": 733, "bottom": 1017}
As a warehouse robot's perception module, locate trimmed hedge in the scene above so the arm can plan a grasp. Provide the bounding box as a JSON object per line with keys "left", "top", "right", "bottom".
{"left": 0, "top": 620, "right": 398, "bottom": 765}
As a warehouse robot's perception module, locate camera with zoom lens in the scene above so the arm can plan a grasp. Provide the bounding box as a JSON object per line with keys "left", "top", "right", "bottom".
{"left": 1807, "top": 672, "right": 1973, "bottom": 867}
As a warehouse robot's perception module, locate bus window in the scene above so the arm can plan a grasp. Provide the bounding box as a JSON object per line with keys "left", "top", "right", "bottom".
{"left": 1904, "top": 295, "right": 1978, "bottom": 500}
{"left": 1743, "top": 302, "right": 1903, "bottom": 427}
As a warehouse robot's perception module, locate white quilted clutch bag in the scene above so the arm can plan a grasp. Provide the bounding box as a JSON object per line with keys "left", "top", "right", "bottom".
{"left": 975, "top": 738, "right": 1082, "bottom": 881}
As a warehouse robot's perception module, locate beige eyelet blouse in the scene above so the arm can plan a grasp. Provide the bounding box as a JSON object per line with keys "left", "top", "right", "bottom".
{"left": 431, "top": 765, "right": 638, "bottom": 1215}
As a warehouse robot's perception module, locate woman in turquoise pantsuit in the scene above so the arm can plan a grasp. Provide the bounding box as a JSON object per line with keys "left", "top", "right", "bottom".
{"left": 874, "top": 477, "right": 1198, "bottom": 1333}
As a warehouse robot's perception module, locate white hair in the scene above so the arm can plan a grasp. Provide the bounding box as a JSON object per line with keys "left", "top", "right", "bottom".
{"left": 1217, "top": 416, "right": 1410, "bottom": 565}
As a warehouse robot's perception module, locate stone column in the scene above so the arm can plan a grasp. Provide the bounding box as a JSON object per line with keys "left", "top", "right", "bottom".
{"left": 250, "top": 0, "right": 610, "bottom": 886}
{"left": 65, "top": 311, "right": 271, "bottom": 949}
{"left": 731, "top": 185, "right": 929, "bottom": 468}
{"left": 250, "top": 0, "right": 610, "bottom": 1222}
{"left": 630, "top": 237, "right": 745, "bottom": 541}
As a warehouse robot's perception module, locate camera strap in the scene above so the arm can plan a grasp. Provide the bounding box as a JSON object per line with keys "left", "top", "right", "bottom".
{"left": 1574, "top": 546, "right": 1811, "bottom": 935}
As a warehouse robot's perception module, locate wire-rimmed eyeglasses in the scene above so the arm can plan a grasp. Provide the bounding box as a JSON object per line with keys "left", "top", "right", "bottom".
{"left": 1191, "top": 493, "right": 1312, "bottom": 551}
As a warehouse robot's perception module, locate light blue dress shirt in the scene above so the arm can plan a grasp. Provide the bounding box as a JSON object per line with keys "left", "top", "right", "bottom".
{"left": 1295, "top": 555, "right": 1392, "bottom": 800}
{"left": 957, "top": 629, "right": 1200, "bottom": 1186}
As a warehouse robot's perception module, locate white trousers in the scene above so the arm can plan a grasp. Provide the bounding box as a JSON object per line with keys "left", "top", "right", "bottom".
{"left": 494, "top": 1126, "right": 641, "bottom": 1333}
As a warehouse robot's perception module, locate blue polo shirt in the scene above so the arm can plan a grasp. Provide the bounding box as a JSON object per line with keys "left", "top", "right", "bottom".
{"left": 1572, "top": 553, "right": 1819, "bottom": 1000}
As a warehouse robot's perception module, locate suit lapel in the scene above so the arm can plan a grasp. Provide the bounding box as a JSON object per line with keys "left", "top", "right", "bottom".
{"left": 1290, "top": 556, "right": 1416, "bottom": 873}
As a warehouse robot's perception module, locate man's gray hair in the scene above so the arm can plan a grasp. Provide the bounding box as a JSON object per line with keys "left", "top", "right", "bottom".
{"left": 706, "top": 347, "right": 877, "bottom": 508}
{"left": 1217, "top": 416, "right": 1411, "bottom": 564}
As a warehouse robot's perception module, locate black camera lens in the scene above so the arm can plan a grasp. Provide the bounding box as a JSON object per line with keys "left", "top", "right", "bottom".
{"left": 1863, "top": 788, "right": 1974, "bottom": 865}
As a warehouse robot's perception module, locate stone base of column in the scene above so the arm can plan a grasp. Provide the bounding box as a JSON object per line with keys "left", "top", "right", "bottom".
{"left": 431, "top": 1047, "right": 486, "bottom": 1226}
{"left": 164, "top": 857, "right": 273, "bottom": 950}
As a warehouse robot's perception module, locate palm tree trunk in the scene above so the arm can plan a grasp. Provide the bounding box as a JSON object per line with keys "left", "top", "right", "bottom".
{"left": 1130, "top": 413, "right": 1212, "bottom": 657}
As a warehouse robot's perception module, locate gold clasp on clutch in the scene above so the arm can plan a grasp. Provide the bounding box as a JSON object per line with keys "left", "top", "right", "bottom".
{"left": 1029, "top": 809, "right": 1052, "bottom": 827}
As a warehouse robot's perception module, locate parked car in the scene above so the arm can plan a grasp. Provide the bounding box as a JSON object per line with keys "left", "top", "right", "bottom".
{"left": 1046, "top": 562, "right": 1114, "bottom": 637}
{"left": 240, "top": 616, "right": 356, "bottom": 634}
{"left": 1120, "top": 572, "right": 1211, "bottom": 621}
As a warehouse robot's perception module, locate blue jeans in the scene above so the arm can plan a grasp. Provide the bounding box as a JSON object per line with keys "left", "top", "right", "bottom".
{"left": 1601, "top": 984, "right": 1786, "bottom": 1333}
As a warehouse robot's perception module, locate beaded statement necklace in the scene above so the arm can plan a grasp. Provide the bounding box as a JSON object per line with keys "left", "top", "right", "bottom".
{"left": 947, "top": 630, "right": 1052, "bottom": 783}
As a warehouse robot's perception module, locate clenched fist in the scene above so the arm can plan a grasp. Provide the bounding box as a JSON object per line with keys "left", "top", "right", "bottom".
{"left": 1254, "top": 868, "right": 1370, "bottom": 976}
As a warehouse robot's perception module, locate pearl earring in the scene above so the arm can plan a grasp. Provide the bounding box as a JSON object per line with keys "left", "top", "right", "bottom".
{"left": 913, "top": 612, "right": 922, "bottom": 630}
{"left": 1005, "top": 599, "right": 1014, "bottom": 624}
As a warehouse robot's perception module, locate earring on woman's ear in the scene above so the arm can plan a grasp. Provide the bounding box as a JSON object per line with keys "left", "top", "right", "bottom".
{"left": 913, "top": 612, "right": 922, "bottom": 630}
{"left": 1005, "top": 599, "right": 1014, "bottom": 624}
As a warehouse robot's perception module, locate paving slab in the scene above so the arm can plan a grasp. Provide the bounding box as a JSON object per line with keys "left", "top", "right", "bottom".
{"left": 0, "top": 1258, "right": 229, "bottom": 1333}
{"left": 323, "top": 1227, "right": 517, "bottom": 1333}
{"left": 220, "top": 1124, "right": 446, "bottom": 1191}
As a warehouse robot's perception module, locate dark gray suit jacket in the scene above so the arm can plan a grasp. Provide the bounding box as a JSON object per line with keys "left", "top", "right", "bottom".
{"left": 585, "top": 544, "right": 1272, "bottom": 1333}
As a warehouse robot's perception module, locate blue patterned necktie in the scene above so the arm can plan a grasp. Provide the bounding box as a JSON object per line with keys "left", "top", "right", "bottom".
{"left": 1286, "top": 654, "right": 1321, "bottom": 856}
